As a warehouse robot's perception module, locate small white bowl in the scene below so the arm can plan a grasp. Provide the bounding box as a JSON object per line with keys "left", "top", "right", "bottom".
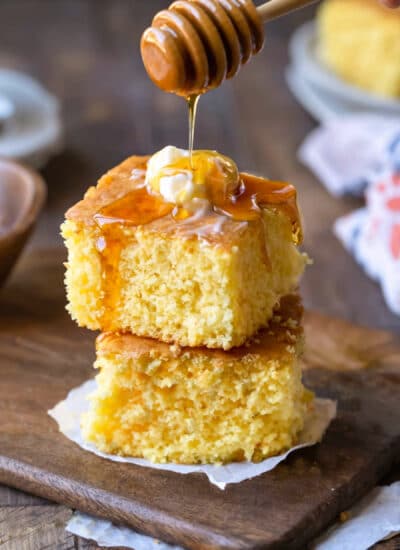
{"left": 0, "top": 158, "right": 46, "bottom": 286}
{"left": 0, "top": 69, "right": 62, "bottom": 169}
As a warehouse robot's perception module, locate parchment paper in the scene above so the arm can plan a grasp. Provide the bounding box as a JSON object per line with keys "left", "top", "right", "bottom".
{"left": 66, "top": 482, "right": 400, "bottom": 550}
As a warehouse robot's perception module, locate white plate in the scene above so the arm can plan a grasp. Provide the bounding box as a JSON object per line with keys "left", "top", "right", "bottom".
{"left": 0, "top": 69, "right": 63, "bottom": 168}
{"left": 288, "top": 22, "right": 400, "bottom": 116}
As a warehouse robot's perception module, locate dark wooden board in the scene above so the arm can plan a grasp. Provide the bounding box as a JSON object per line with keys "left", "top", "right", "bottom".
{"left": 1, "top": 249, "right": 400, "bottom": 550}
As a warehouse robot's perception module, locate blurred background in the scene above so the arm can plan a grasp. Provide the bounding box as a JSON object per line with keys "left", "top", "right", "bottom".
{"left": 0, "top": 0, "right": 399, "bottom": 329}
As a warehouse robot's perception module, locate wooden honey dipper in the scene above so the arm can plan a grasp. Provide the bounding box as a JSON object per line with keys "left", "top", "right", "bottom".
{"left": 141, "top": 0, "right": 317, "bottom": 96}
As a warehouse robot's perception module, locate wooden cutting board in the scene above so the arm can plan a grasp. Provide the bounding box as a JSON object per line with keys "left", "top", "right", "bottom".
{"left": 1, "top": 249, "right": 400, "bottom": 550}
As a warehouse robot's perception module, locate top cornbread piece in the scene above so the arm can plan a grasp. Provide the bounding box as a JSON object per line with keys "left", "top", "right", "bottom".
{"left": 318, "top": 0, "right": 400, "bottom": 98}
{"left": 62, "top": 155, "right": 306, "bottom": 349}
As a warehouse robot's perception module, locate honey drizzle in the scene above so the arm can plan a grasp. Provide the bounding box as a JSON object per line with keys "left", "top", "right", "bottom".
{"left": 93, "top": 222, "right": 125, "bottom": 331}
{"left": 92, "top": 156, "right": 302, "bottom": 330}
{"left": 214, "top": 172, "right": 302, "bottom": 245}
{"left": 187, "top": 94, "right": 200, "bottom": 165}
{"left": 93, "top": 187, "right": 173, "bottom": 330}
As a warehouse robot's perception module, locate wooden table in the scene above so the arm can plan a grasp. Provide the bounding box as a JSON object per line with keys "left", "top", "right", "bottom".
{"left": 0, "top": 1, "right": 399, "bottom": 548}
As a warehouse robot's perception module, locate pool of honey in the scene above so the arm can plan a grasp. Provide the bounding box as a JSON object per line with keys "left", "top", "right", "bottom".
{"left": 92, "top": 154, "right": 302, "bottom": 330}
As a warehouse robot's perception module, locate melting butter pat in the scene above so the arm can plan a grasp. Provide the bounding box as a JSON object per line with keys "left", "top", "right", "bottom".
{"left": 145, "top": 145, "right": 239, "bottom": 207}
{"left": 146, "top": 146, "right": 206, "bottom": 205}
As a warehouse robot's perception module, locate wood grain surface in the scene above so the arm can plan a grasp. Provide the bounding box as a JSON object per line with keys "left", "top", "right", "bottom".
{"left": 1, "top": 1, "right": 400, "bottom": 548}
{"left": 0, "top": 250, "right": 399, "bottom": 550}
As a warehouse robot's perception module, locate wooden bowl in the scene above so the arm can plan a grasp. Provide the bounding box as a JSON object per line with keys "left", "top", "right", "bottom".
{"left": 0, "top": 159, "right": 46, "bottom": 287}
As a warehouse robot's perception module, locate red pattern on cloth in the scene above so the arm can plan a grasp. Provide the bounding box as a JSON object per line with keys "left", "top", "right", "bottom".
{"left": 390, "top": 224, "right": 400, "bottom": 260}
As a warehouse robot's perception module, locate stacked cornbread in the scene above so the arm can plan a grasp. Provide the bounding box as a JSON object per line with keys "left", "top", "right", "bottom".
{"left": 62, "top": 146, "right": 312, "bottom": 464}
{"left": 318, "top": 0, "right": 400, "bottom": 99}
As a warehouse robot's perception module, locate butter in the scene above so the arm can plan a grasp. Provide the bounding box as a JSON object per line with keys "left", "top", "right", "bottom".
{"left": 158, "top": 172, "right": 199, "bottom": 205}
{"left": 145, "top": 146, "right": 239, "bottom": 208}
{"left": 146, "top": 146, "right": 201, "bottom": 205}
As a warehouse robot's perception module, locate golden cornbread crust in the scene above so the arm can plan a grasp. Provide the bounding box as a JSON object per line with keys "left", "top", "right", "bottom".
{"left": 97, "top": 294, "right": 304, "bottom": 361}
{"left": 66, "top": 155, "right": 246, "bottom": 247}
{"left": 62, "top": 156, "right": 307, "bottom": 349}
{"left": 82, "top": 295, "right": 314, "bottom": 464}
{"left": 318, "top": 0, "right": 400, "bottom": 98}
{"left": 66, "top": 156, "right": 149, "bottom": 225}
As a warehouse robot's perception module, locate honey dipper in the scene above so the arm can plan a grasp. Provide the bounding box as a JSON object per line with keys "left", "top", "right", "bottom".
{"left": 141, "top": 0, "right": 317, "bottom": 96}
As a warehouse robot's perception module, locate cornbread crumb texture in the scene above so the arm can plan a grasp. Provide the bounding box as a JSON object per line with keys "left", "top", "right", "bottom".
{"left": 318, "top": 0, "right": 400, "bottom": 98}
{"left": 62, "top": 157, "right": 306, "bottom": 349}
{"left": 82, "top": 295, "right": 313, "bottom": 464}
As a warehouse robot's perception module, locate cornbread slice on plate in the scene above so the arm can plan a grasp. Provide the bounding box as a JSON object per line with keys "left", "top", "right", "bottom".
{"left": 62, "top": 155, "right": 306, "bottom": 350}
{"left": 81, "top": 295, "right": 313, "bottom": 464}
{"left": 317, "top": 0, "right": 400, "bottom": 99}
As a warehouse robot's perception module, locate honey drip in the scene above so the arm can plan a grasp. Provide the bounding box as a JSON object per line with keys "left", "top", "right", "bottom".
{"left": 215, "top": 172, "right": 302, "bottom": 245}
{"left": 93, "top": 187, "right": 173, "bottom": 330}
{"left": 92, "top": 154, "right": 302, "bottom": 330}
{"left": 187, "top": 94, "right": 200, "bottom": 164}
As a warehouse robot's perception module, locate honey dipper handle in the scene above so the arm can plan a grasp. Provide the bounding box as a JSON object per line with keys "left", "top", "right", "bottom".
{"left": 257, "top": 0, "right": 318, "bottom": 22}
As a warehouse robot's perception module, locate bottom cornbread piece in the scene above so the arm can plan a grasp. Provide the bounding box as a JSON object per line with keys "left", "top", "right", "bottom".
{"left": 82, "top": 295, "right": 313, "bottom": 464}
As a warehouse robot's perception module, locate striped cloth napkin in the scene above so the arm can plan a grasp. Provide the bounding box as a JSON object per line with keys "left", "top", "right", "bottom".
{"left": 299, "top": 114, "right": 400, "bottom": 315}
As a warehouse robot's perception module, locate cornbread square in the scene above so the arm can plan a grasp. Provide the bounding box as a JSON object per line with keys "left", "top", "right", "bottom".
{"left": 62, "top": 155, "right": 306, "bottom": 349}
{"left": 318, "top": 0, "right": 400, "bottom": 98}
{"left": 82, "top": 295, "right": 313, "bottom": 464}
